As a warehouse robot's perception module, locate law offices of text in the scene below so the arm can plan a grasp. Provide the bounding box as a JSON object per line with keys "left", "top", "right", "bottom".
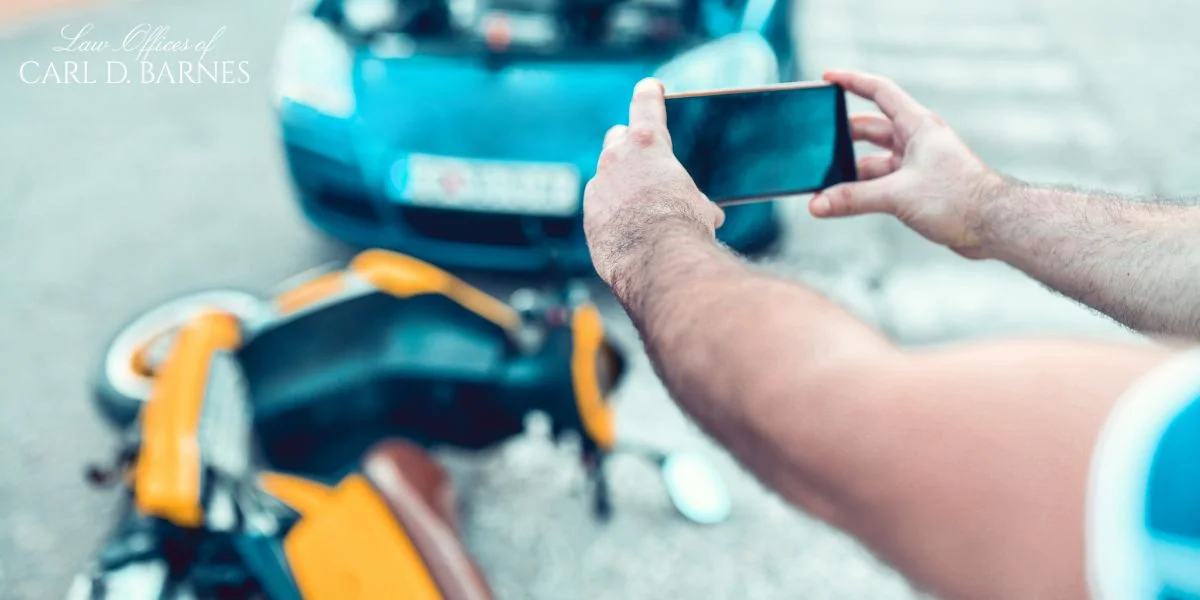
{"left": 19, "top": 24, "right": 251, "bottom": 85}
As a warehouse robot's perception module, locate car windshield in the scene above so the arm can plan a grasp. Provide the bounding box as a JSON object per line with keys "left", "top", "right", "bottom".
{"left": 321, "top": 0, "right": 704, "bottom": 57}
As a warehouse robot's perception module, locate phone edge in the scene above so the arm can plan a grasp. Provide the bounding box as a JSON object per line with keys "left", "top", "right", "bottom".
{"left": 664, "top": 80, "right": 835, "bottom": 100}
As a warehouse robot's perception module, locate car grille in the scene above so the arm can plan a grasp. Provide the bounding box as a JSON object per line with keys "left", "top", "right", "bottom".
{"left": 396, "top": 205, "right": 577, "bottom": 247}
{"left": 318, "top": 188, "right": 381, "bottom": 224}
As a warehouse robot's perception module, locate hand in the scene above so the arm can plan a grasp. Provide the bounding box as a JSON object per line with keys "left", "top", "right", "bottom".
{"left": 584, "top": 78, "right": 725, "bottom": 295}
{"left": 812, "top": 70, "right": 1010, "bottom": 259}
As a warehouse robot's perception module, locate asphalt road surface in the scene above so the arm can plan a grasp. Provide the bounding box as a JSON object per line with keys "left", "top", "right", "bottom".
{"left": 2, "top": 0, "right": 1198, "bottom": 598}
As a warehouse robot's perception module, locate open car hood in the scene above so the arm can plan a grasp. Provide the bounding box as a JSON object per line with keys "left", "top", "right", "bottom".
{"left": 351, "top": 54, "right": 654, "bottom": 167}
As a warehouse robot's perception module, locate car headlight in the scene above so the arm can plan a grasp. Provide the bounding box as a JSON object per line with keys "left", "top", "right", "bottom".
{"left": 654, "top": 32, "right": 779, "bottom": 94}
{"left": 273, "top": 18, "right": 356, "bottom": 118}
{"left": 343, "top": 0, "right": 402, "bottom": 34}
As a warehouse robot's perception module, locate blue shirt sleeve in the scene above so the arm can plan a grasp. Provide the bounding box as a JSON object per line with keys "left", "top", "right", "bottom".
{"left": 1087, "top": 349, "right": 1200, "bottom": 599}
{"left": 1144, "top": 395, "right": 1200, "bottom": 598}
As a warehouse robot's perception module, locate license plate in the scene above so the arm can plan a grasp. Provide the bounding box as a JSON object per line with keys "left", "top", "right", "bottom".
{"left": 477, "top": 11, "right": 561, "bottom": 48}
{"left": 389, "top": 154, "right": 581, "bottom": 216}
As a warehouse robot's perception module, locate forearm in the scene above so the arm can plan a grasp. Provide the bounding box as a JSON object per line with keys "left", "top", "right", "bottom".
{"left": 982, "top": 181, "right": 1200, "bottom": 337}
{"left": 614, "top": 218, "right": 895, "bottom": 515}
{"left": 813, "top": 340, "right": 1172, "bottom": 599}
{"left": 615, "top": 218, "right": 1179, "bottom": 599}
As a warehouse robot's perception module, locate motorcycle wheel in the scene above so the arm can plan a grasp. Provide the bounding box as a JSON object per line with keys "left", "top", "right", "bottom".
{"left": 93, "top": 290, "right": 265, "bottom": 430}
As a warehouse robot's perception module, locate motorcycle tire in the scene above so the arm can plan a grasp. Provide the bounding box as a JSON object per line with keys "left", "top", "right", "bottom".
{"left": 92, "top": 290, "right": 265, "bottom": 430}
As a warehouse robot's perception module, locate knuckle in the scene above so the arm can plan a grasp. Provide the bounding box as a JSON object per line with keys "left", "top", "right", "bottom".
{"left": 627, "top": 125, "right": 659, "bottom": 147}
{"left": 827, "top": 187, "right": 852, "bottom": 212}
{"left": 597, "top": 147, "right": 621, "bottom": 169}
{"left": 911, "top": 110, "right": 945, "bottom": 134}
{"left": 866, "top": 75, "right": 892, "bottom": 95}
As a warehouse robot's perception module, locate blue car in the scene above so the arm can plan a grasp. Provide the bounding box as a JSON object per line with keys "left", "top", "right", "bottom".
{"left": 274, "top": 0, "right": 796, "bottom": 271}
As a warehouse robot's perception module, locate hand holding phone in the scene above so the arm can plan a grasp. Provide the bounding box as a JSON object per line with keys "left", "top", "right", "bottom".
{"left": 665, "top": 82, "right": 857, "bottom": 206}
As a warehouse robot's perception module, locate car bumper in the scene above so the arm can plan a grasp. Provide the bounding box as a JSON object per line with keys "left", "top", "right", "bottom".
{"left": 285, "top": 143, "right": 778, "bottom": 273}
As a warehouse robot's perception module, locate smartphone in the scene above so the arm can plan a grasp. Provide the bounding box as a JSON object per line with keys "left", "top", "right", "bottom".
{"left": 665, "top": 82, "right": 857, "bottom": 206}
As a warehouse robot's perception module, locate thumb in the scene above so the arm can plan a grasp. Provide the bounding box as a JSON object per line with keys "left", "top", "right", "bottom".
{"left": 809, "top": 177, "right": 899, "bottom": 218}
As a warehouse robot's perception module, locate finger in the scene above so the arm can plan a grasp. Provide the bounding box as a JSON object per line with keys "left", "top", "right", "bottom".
{"left": 856, "top": 153, "right": 897, "bottom": 181}
{"left": 809, "top": 175, "right": 902, "bottom": 218}
{"left": 629, "top": 78, "right": 668, "bottom": 134}
{"left": 603, "top": 125, "right": 627, "bottom": 149}
{"left": 849, "top": 114, "right": 895, "bottom": 149}
{"left": 824, "top": 70, "right": 929, "bottom": 135}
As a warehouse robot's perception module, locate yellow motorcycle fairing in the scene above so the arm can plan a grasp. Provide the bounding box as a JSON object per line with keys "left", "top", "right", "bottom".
{"left": 134, "top": 311, "right": 242, "bottom": 527}
{"left": 570, "top": 304, "right": 618, "bottom": 450}
{"left": 279, "top": 474, "right": 444, "bottom": 600}
{"left": 269, "top": 249, "right": 519, "bottom": 332}
{"left": 350, "top": 250, "right": 520, "bottom": 332}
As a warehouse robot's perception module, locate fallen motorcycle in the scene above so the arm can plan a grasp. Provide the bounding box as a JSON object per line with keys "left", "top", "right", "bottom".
{"left": 70, "top": 249, "right": 731, "bottom": 599}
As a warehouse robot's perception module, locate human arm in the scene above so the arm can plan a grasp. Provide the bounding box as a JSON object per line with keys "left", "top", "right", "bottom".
{"left": 584, "top": 80, "right": 1181, "bottom": 599}
{"left": 978, "top": 185, "right": 1200, "bottom": 337}
{"left": 813, "top": 70, "right": 1200, "bottom": 338}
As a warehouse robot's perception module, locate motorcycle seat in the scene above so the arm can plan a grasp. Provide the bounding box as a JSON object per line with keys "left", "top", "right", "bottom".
{"left": 363, "top": 440, "right": 496, "bottom": 600}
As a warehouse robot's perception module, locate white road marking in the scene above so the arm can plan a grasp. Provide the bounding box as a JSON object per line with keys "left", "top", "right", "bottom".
{"left": 945, "top": 104, "right": 1119, "bottom": 151}
{"left": 880, "top": 261, "right": 1138, "bottom": 344}
{"left": 848, "top": 0, "right": 1030, "bottom": 21}
{"left": 867, "top": 54, "right": 1083, "bottom": 95}
{"left": 808, "top": 16, "right": 1053, "bottom": 54}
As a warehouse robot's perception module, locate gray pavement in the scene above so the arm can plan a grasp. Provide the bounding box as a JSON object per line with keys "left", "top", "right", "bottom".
{"left": 0, "top": 0, "right": 1195, "bottom": 597}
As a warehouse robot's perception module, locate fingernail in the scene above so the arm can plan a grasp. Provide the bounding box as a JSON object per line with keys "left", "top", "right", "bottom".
{"left": 636, "top": 78, "right": 659, "bottom": 93}
{"left": 810, "top": 195, "right": 831, "bottom": 216}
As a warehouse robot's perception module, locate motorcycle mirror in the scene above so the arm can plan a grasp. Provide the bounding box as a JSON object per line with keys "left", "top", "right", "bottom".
{"left": 660, "top": 452, "right": 731, "bottom": 525}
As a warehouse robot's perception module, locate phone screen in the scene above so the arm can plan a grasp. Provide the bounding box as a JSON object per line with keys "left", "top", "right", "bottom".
{"left": 665, "top": 83, "right": 857, "bottom": 205}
